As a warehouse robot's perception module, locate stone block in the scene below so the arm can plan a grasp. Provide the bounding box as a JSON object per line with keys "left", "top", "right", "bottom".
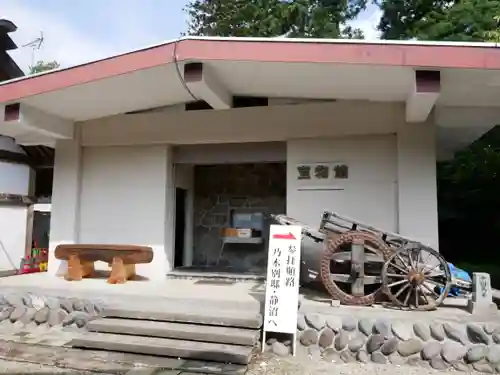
{"left": 467, "top": 273, "right": 497, "bottom": 316}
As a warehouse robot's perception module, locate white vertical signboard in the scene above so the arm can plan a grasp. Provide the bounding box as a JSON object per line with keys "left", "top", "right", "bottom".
{"left": 262, "top": 224, "right": 302, "bottom": 356}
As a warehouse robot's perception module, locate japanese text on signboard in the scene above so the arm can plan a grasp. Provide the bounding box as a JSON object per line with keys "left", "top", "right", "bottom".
{"left": 263, "top": 225, "right": 301, "bottom": 334}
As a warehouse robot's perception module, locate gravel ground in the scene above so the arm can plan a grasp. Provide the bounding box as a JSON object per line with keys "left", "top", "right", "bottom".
{"left": 246, "top": 353, "right": 473, "bottom": 375}
{"left": 0, "top": 358, "right": 108, "bottom": 374}
{"left": 0, "top": 354, "right": 480, "bottom": 375}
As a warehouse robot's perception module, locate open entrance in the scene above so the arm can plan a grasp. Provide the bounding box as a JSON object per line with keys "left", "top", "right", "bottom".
{"left": 174, "top": 161, "right": 286, "bottom": 277}
{"left": 174, "top": 187, "right": 187, "bottom": 268}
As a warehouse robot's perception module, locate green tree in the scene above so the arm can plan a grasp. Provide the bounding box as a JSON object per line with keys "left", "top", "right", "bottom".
{"left": 29, "top": 60, "right": 60, "bottom": 75}
{"left": 184, "top": 0, "right": 366, "bottom": 39}
{"left": 484, "top": 15, "right": 500, "bottom": 41}
{"left": 376, "top": 0, "right": 500, "bottom": 41}
{"left": 375, "top": 0, "right": 500, "bottom": 282}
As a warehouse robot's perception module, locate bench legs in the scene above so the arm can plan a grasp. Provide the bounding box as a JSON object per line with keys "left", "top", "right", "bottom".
{"left": 65, "top": 254, "right": 95, "bottom": 281}
{"left": 63, "top": 255, "right": 136, "bottom": 283}
{"left": 108, "top": 256, "right": 136, "bottom": 284}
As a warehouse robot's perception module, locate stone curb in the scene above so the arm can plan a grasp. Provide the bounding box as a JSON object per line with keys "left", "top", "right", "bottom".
{"left": 0, "top": 292, "right": 102, "bottom": 330}
{"left": 266, "top": 312, "right": 500, "bottom": 373}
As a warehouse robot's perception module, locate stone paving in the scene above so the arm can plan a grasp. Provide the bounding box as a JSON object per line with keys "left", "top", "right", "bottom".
{"left": 0, "top": 273, "right": 264, "bottom": 312}
{"left": 0, "top": 339, "right": 246, "bottom": 374}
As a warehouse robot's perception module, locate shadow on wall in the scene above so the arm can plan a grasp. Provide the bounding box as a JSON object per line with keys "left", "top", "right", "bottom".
{"left": 193, "top": 163, "right": 286, "bottom": 271}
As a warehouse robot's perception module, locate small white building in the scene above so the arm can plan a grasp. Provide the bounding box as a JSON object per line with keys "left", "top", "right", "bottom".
{"left": 0, "top": 37, "right": 499, "bottom": 281}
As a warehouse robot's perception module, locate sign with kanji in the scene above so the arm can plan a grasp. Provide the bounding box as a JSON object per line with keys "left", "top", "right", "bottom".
{"left": 262, "top": 225, "right": 302, "bottom": 353}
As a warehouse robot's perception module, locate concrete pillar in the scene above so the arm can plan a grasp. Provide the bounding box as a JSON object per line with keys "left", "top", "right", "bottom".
{"left": 47, "top": 130, "right": 82, "bottom": 276}
{"left": 164, "top": 146, "right": 176, "bottom": 273}
{"left": 397, "top": 120, "right": 439, "bottom": 250}
{"left": 0, "top": 136, "right": 34, "bottom": 274}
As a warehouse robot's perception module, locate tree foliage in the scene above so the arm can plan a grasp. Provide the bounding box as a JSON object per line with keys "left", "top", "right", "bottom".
{"left": 184, "top": 0, "right": 366, "bottom": 38}
{"left": 376, "top": 0, "right": 500, "bottom": 41}
{"left": 29, "top": 60, "right": 60, "bottom": 75}
{"left": 375, "top": 0, "right": 500, "bottom": 276}
{"left": 437, "top": 126, "right": 500, "bottom": 273}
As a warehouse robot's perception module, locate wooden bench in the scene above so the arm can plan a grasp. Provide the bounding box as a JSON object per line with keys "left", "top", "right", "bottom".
{"left": 54, "top": 244, "right": 154, "bottom": 284}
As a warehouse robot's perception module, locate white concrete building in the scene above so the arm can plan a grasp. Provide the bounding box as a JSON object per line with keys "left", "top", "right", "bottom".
{"left": 0, "top": 37, "right": 499, "bottom": 281}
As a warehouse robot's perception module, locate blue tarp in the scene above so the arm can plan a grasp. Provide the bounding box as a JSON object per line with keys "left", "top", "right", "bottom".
{"left": 447, "top": 262, "right": 472, "bottom": 296}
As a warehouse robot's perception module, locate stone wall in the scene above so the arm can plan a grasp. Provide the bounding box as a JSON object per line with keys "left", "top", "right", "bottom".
{"left": 266, "top": 311, "right": 500, "bottom": 373}
{"left": 193, "top": 163, "right": 286, "bottom": 272}
{"left": 0, "top": 292, "right": 100, "bottom": 329}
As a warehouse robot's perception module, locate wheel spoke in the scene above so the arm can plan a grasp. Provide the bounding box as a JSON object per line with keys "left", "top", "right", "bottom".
{"left": 422, "top": 263, "right": 440, "bottom": 276}
{"left": 415, "top": 286, "right": 419, "bottom": 308}
{"left": 416, "top": 250, "right": 422, "bottom": 271}
{"left": 350, "top": 240, "right": 366, "bottom": 296}
{"left": 388, "top": 279, "right": 408, "bottom": 288}
{"left": 395, "top": 253, "right": 411, "bottom": 270}
{"left": 389, "top": 261, "right": 409, "bottom": 274}
{"left": 394, "top": 282, "right": 411, "bottom": 298}
{"left": 330, "top": 274, "right": 381, "bottom": 284}
{"left": 425, "top": 278, "right": 446, "bottom": 289}
{"left": 386, "top": 273, "right": 406, "bottom": 278}
{"left": 403, "top": 286, "right": 412, "bottom": 306}
{"left": 420, "top": 282, "right": 441, "bottom": 298}
{"left": 331, "top": 252, "right": 384, "bottom": 263}
{"left": 416, "top": 252, "right": 428, "bottom": 272}
{"left": 407, "top": 250, "right": 417, "bottom": 270}
{"left": 418, "top": 285, "right": 432, "bottom": 303}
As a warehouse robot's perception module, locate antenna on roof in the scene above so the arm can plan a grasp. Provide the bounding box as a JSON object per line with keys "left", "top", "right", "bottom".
{"left": 20, "top": 31, "right": 44, "bottom": 67}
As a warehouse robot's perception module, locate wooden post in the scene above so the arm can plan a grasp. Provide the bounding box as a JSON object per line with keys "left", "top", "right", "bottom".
{"left": 351, "top": 237, "right": 365, "bottom": 297}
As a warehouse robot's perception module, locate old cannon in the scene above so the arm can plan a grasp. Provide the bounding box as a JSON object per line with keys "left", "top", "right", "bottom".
{"left": 272, "top": 211, "right": 471, "bottom": 311}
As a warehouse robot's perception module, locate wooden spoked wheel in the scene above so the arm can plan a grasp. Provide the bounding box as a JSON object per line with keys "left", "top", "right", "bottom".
{"left": 320, "top": 231, "right": 393, "bottom": 306}
{"left": 381, "top": 247, "right": 452, "bottom": 311}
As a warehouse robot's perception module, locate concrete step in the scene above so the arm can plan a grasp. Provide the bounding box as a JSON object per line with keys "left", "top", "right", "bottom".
{"left": 69, "top": 332, "right": 254, "bottom": 365}
{"left": 87, "top": 318, "right": 260, "bottom": 346}
{"left": 103, "top": 306, "right": 262, "bottom": 329}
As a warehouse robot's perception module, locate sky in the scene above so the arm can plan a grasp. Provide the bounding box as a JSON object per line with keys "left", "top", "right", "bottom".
{"left": 3, "top": 0, "right": 381, "bottom": 73}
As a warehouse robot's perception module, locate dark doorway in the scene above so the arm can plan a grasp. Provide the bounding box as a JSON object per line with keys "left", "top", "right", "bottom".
{"left": 174, "top": 188, "right": 187, "bottom": 268}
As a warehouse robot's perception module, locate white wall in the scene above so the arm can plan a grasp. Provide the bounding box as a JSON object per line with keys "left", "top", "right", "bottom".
{"left": 48, "top": 136, "right": 82, "bottom": 276}
{"left": 0, "top": 136, "right": 33, "bottom": 273}
{"left": 286, "top": 128, "right": 438, "bottom": 248}
{"left": 47, "top": 100, "right": 440, "bottom": 281}
{"left": 173, "top": 142, "right": 286, "bottom": 164}
{"left": 0, "top": 162, "right": 32, "bottom": 196}
{"left": 397, "top": 120, "right": 439, "bottom": 249}
{"left": 77, "top": 145, "right": 173, "bottom": 279}
{"left": 287, "top": 135, "right": 398, "bottom": 232}
{"left": 0, "top": 161, "right": 32, "bottom": 271}
{"left": 80, "top": 101, "right": 402, "bottom": 146}
{"left": 0, "top": 207, "right": 28, "bottom": 272}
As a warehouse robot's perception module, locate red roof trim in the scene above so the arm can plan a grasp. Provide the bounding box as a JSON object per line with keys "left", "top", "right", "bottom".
{"left": 0, "top": 44, "right": 174, "bottom": 103}
{"left": 1, "top": 39, "right": 500, "bottom": 103}
{"left": 177, "top": 40, "right": 500, "bottom": 69}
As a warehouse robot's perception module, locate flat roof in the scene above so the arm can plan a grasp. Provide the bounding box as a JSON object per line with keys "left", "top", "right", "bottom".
{"left": 1, "top": 36, "right": 500, "bottom": 104}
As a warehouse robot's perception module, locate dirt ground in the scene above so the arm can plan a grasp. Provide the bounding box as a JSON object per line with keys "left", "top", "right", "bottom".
{"left": 246, "top": 352, "right": 472, "bottom": 375}
{"left": 0, "top": 351, "right": 482, "bottom": 375}
{"left": 0, "top": 358, "right": 109, "bottom": 374}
